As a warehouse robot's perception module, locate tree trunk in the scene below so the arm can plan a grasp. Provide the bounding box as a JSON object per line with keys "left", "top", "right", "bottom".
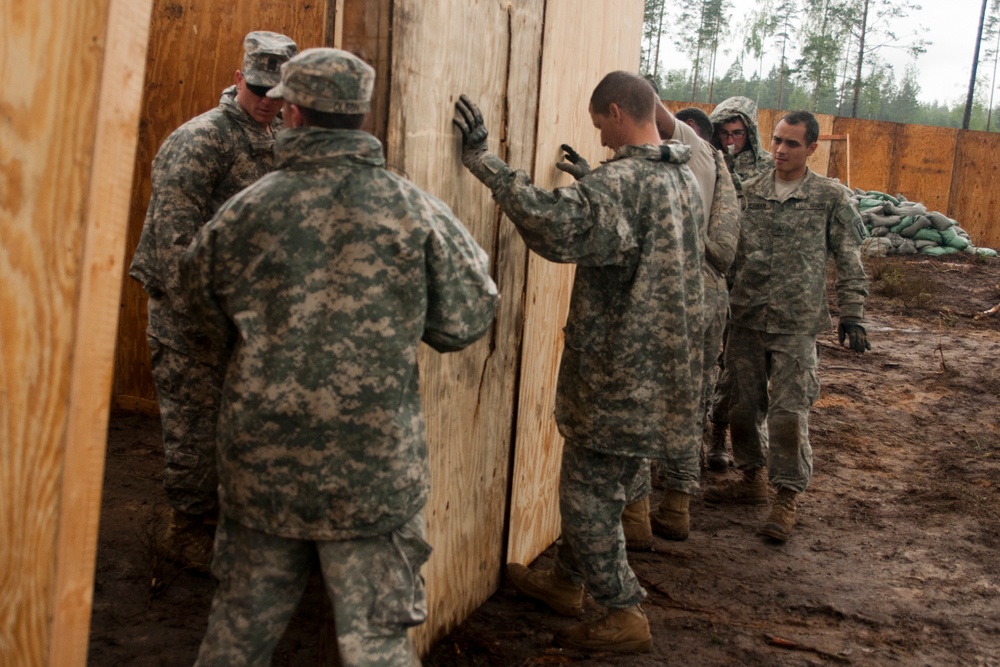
{"left": 850, "top": 0, "right": 870, "bottom": 118}
{"left": 964, "top": 0, "right": 990, "bottom": 129}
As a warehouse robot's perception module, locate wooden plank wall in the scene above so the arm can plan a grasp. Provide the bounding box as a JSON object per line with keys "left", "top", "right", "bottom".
{"left": 372, "top": 0, "right": 541, "bottom": 651}
{"left": 0, "top": 1, "right": 152, "bottom": 665}
{"left": 506, "top": 0, "right": 645, "bottom": 567}
{"left": 950, "top": 130, "right": 1000, "bottom": 250}
{"left": 112, "top": 0, "right": 328, "bottom": 412}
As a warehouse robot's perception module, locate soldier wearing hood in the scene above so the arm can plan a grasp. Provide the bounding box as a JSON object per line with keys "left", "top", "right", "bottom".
{"left": 701, "top": 95, "right": 777, "bottom": 470}
{"left": 709, "top": 95, "right": 775, "bottom": 185}
{"left": 129, "top": 30, "right": 298, "bottom": 574}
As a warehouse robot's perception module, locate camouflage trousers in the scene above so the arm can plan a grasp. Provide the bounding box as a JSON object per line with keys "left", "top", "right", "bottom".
{"left": 554, "top": 440, "right": 646, "bottom": 609}
{"left": 726, "top": 325, "right": 819, "bottom": 493}
{"left": 622, "top": 289, "right": 726, "bottom": 502}
{"left": 195, "top": 511, "right": 430, "bottom": 667}
{"left": 701, "top": 286, "right": 729, "bottom": 428}
{"left": 707, "top": 319, "right": 733, "bottom": 426}
{"left": 148, "top": 336, "right": 222, "bottom": 515}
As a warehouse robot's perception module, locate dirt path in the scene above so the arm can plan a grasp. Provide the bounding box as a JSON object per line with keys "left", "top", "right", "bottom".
{"left": 89, "top": 255, "right": 1000, "bottom": 666}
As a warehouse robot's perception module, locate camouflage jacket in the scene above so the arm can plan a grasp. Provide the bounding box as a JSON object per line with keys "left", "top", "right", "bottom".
{"left": 481, "top": 142, "right": 704, "bottom": 459}
{"left": 130, "top": 86, "right": 282, "bottom": 356}
{"left": 709, "top": 96, "right": 775, "bottom": 185}
{"left": 704, "top": 148, "right": 740, "bottom": 292}
{"left": 180, "top": 127, "right": 499, "bottom": 540}
{"left": 671, "top": 121, "right": 739, "bottom": 292}
{"left": 731, "top": 168, "right": 868, "bottom": 334}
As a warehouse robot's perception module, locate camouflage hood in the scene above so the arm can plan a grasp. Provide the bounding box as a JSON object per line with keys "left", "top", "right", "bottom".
{"left": 709, "top": 96, "right": 773, "bottom": 181}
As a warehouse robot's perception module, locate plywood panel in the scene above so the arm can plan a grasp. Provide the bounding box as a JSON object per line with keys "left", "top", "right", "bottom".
{"left": 381, "top": 0, "right": 542, "bottom": 651}
{"left": 338, "top": 0, "right": 391, "bottom": 142}
{"left": 0, "top": 0, "right": 150, "bottom": 664}
{"left": 113, "top": 0, "right": 327, "bottom": 409}
{"left": 950, "top": 130, "right": 1000, "bottom": 250}
{"left": 831, "top": 117, "right": 896, "bottom": 193}
{"left": 506, "top": 0, "right": 645, "bottom": 567}
{"left": 890, "top": 123, "right": 958, "bottom": 215}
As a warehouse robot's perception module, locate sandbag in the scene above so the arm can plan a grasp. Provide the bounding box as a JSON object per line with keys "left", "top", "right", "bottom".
{"left": 927, "top": 211, "right": 956, "bottom": 230}
{"left": 914, "top": 239, "right": 937, "bottom": 250}
{"left": 868, "top": 212, "right": 902, "bottom": 228}
{"left": 940, "top": 227, "right": 971, "bottom": 250}
{"left": 913, "top": 228, "right": 944, "bottom": 244}
{"left": 920, "top": 245, "right": 957, "bottom": 256}
{"left": 896, "top": 238, "right": 918, "bottom": 254}
{"left": 899, "top": 215, "right": 932, "bottom": 238}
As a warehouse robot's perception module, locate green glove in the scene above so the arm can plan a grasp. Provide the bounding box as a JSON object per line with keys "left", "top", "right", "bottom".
{"left": 453, "top": 94, "right": 507, "bottom": 184}
{"left": 555, "top": 143, "right": 591, "bottom": 180}
{"left": 838, "top": 317, "right": 871, "bottom": 353}
{"left": 453, "top": 94, "right": 489, "bottom": 163}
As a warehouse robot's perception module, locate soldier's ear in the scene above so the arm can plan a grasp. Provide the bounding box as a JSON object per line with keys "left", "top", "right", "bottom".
{"left": 608, "top": 103, "right": 623, "bottom": 123}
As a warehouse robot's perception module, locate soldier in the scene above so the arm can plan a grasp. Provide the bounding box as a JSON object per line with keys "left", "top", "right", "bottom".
{"left": 674, "top": 106, "right": 715, "bottom": 142}
{"left": 453, "top": 71, "right": 703, "bottom": 653}
{"left": 704, "top": 110, "right": 870, "bottom": 543}
{"left": 702, "top": 95, "right": 776, "bottom": 470}
{"left": 604, "top": 99, "right": 739, "bottom": 549}
{"left": 180, "top": 48, "right": 498, "bottom": 665}
{"left": 129, "top": 30, "right": 297, "bottom": 572}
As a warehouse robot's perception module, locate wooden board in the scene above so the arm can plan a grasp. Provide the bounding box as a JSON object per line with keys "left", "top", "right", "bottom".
{"left": 0, "top": 1, "right": 151, "bottom": 664}
{"left": 950, "top": 129, "right": 1000, "bottom": 250}
{"left": 112, "top": 0, "right": 328, "bottom": 409}
{"left": 890, "top": 123, "right": 958, "bottom": 216}
{"left": 378, "top": 0, "right": 542, "bottom": 651}
{"left": 830, "top": 117, "right": 896, "bottom": 194}
{"left": 506, "top": 0, "right": 645, "bottom": 568}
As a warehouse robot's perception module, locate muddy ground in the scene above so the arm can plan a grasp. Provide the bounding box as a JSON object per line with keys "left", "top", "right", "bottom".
{"left": 89, "top": 254, "right": 1000, "bottom": 666}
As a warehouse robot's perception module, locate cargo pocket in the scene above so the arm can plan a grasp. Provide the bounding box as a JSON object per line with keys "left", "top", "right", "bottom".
{"left": 367, "top": 514, "right": 432, "bottom": 635}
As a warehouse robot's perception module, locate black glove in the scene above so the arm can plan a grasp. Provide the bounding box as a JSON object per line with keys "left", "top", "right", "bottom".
{"left": 453, "top": 94, "right": 489, "bottom": 167}
{"left": 555, "top": 143, "right": 591, "bottom": 180}
{"left": 838, "top": 317, "right": 871, "bottom": 353}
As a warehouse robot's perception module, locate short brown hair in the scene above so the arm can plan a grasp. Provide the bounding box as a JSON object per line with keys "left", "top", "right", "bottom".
{"left": 590, "top": 71, "right": 656, "bottom": 123}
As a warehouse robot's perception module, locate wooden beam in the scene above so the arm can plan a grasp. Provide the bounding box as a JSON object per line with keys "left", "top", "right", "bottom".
{"left": 50, "top": 0, "right": 153, "bottom": 660}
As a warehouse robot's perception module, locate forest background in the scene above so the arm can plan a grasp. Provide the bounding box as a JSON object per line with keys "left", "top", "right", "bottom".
{"left": 642, "top": 0, "right": 1000, "bottom": 131}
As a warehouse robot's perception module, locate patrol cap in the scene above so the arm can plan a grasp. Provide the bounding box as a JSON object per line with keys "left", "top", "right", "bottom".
{"left": 266, "top": 48, "right": 374, "bottom": 114}
{"left": 242, "top": 31, "right": 298, "bottom": 88}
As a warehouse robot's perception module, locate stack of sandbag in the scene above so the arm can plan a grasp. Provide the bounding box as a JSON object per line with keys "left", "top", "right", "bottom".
{"left": 852, "top": 190, "right": 997, "bottom": 258}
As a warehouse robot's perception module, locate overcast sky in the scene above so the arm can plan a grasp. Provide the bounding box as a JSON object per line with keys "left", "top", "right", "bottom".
{"left": 654, "top": 0, "right": 988, "bottom": 105}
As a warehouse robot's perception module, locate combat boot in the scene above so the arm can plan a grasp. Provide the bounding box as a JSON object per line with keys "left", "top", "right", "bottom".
{"left": 164, "top": 509, "right": 215, "bottom": 574}
{"left": 650, "top": 490, "right": 690, "bottom": 541}
{"left": 758, "top": 487, "right": 798, "bottom": 542}
{"left": 705, "top": 421, "right": 733, "bottom": 471}
{"left": 622, "top": 497, "right": 653, "bottom": 551}
{"left": 554, "top": 604, "right": 652, "bottom": 653}
{"left": 506, "top": 563, "right": 585, "bottom": 617}
{"left": 703, "top": 466, "right": 768, "bottom": 505}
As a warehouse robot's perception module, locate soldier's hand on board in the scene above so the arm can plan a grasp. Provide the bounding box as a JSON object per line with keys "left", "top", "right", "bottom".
{"left": 555, "top": 144, "right": 591, "bottom": 180}
{"left": 454, "top": 94, "right": 489, "bottom": 166}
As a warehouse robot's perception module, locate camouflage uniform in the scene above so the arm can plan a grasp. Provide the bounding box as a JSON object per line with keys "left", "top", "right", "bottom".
{"left": 182, "top": 49, "right": 498, "bottom": 666}
{"left": 468, "top": 140, "right": 704, "bottom": 608}
{"left": 632, "top": 123, "right": 739, "bottom": 501}
{"left": 706, "top": 95, "right": 775, "bottom": 432}
{"left": 727, "top": 168, "right": 868, "bottom": 492}
{"left": 129, "top": 32, "right": 297, "bottom": 515}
